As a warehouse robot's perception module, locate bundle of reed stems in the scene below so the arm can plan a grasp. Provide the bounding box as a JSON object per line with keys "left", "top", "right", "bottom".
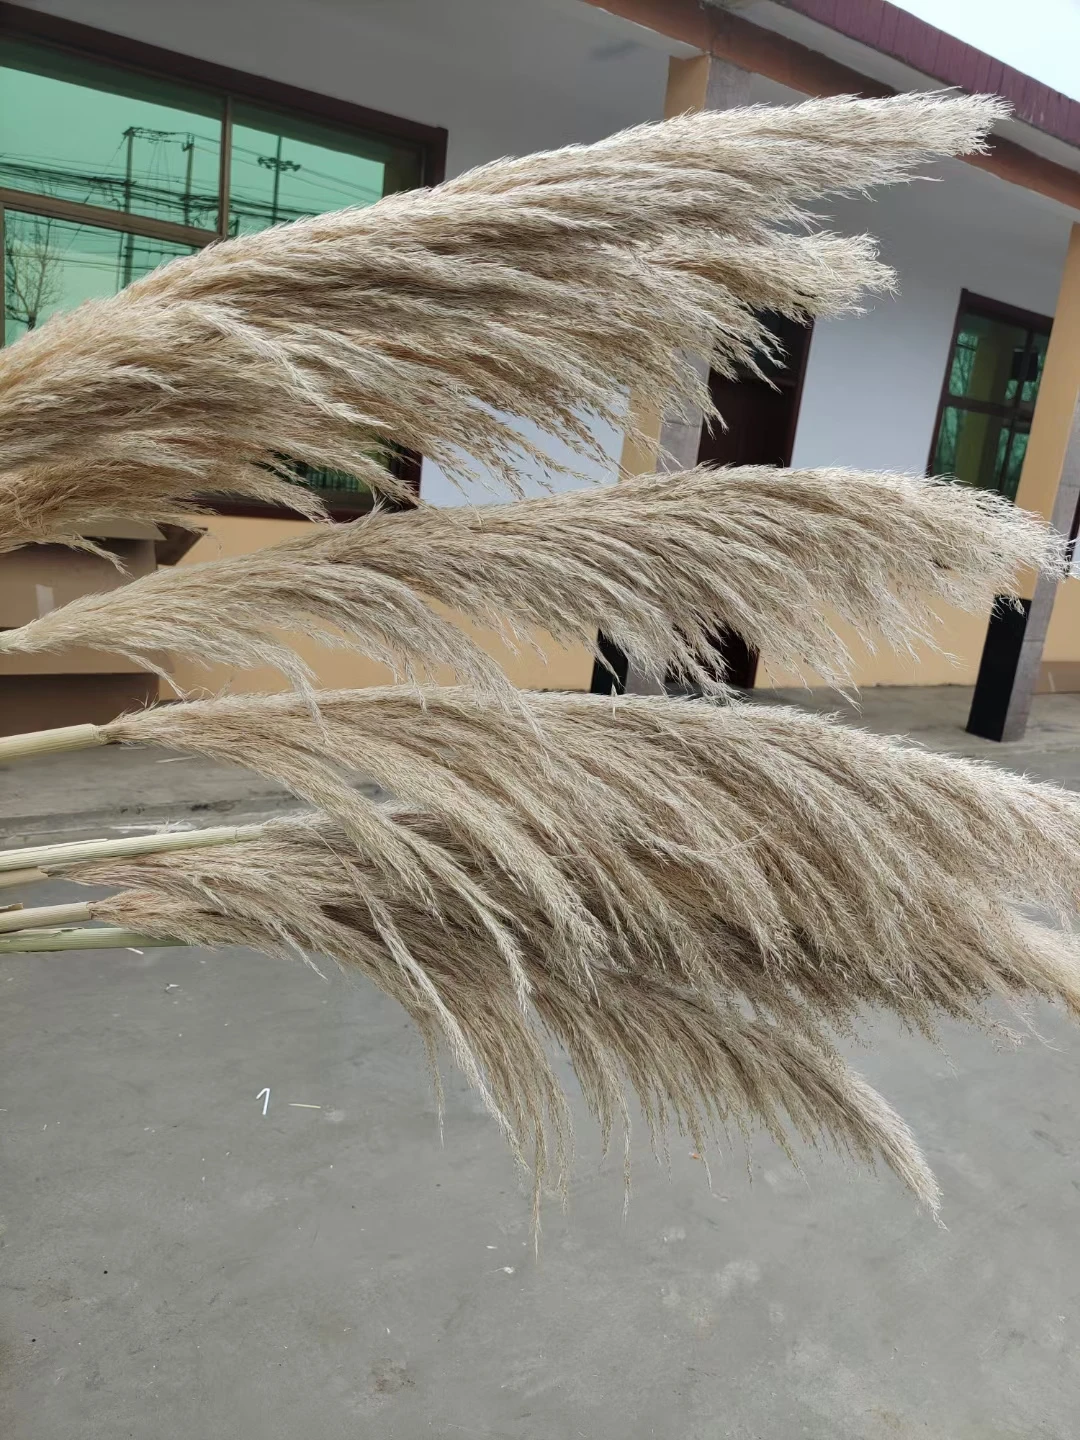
{"left": 1, "top": 90, "right": 1075, "bottom": 1216}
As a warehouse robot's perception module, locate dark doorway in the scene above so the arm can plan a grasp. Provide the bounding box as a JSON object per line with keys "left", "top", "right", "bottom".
{"left": 590, "top": 312, "right": 813, "bottom": 696}
{"left": 693, "top": 313, "right": 813, "bottom": 689}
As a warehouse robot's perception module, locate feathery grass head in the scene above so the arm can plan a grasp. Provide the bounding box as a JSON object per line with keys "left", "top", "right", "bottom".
{"left": 0, "top": 93, "right": 1005, "bottom": 549}
{"left": 0, "top": 464, "right": 1059, "bottom": 696}
{"left": 71, "top": 808, "right": 941, "bottom": 1212}
{"left": 3, "top": 86, "right": 1066, "bottom": 1230}
{"left": 96, "top": 687, "right": 1080, "bottom": 1036}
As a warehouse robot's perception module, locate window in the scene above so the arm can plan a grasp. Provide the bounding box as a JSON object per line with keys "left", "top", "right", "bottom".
{"left": 0, "top": 38, "right": 224, "bottom": 230}
{"left": 928, "top": 291, "right": 1052, "bottom": 501}
{"left": 3, "top": 211, "right": 194, "bottom": 344}
{"left": 0, "top": 14, "right": 446, "bottom": 514}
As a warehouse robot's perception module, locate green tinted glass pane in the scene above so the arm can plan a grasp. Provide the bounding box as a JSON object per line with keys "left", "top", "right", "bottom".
{"left": 1022, "top": 331, "right": 1049, "bottom": 404}
{"left": 292, "top": 461, "right": 372, "bottom": 497}
{"left": 229, "top": 100, "right": 423, "bottom": 234}
{"left": 948, "top": 329, "right": 979, "bottom": 397}
{"left": 930, "top": 404, "right": 1008, "bottom": 490}
{"left": 0, "top": 39, "right": 221, "bottom": 229}
{"left": 947, "top": 311, "right": 1028, "bottom": 404}
{"left": 1000, "top": 428, "right": 1029, "bottom": 501}
{"left": 931, "top": 404, "right": 959, "bottom": 476}
{"left": 4, "top": 211, "right": 193, "bottom": 344}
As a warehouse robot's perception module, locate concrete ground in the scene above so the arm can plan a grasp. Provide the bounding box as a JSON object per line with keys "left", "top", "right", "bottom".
{"left": 3, "top": 686, "right": 1080, "bottom": 1438}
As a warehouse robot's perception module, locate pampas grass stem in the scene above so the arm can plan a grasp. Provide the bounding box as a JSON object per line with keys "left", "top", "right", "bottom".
{"left": 0, "top": 723, "right": 108, "bottom": 762}
{"left": 0, "top": 901, "right": 93, "bottom": 934}
{"left": 0, "top": 867, "right": 48, "bottom": 890}
{"left": 0, "top": 823, "right": 265, "bottom": 875}
{"left": 0, "top": 928, "right": 183, "bottom": 952}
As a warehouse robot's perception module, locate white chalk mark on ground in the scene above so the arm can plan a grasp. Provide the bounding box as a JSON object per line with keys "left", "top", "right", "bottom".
{"left": 257, "top": 1087, "right": 270, "bottom": 1117}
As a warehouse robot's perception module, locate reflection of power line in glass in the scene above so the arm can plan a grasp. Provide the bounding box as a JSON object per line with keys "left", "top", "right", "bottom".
{"left": 0, "top": 159, "right": 218, "bottom": 228}
{"left": 120, "top": 127, "right": 196, "bottom": 285}
{"left": 256, "top": 136, "right": 302, "bottom": 226}
{"left": 2, "top": 127, "right": 383, "bottom": 257}
{"left": 231, "top": 141, "right": 381, "bottom": 207}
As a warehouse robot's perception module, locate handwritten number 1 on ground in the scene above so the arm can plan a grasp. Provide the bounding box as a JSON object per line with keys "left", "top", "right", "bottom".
{"left": 257, "top": 1088, "right": 270, "bottom": 1117}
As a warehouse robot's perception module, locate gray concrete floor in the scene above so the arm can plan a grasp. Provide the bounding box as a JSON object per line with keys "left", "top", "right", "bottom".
{"left": 3, "top": 687, "right": 1080, "bottom": 1438}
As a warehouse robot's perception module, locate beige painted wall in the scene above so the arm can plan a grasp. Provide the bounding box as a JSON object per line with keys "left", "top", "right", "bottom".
{"left": 161, "top": 516, "right": 595, "bottom": 700}
{"left": 758, "top": 577, "right": 1080, "bottom": 691}
{"left": 760, "top": 575, "right": 1080, "bottom": 691}
{"left": 758, "top": 602, "right": 993, "bottom": 690}
{"left": 1045, "top": 579, "right": 1080, "bottom": 662}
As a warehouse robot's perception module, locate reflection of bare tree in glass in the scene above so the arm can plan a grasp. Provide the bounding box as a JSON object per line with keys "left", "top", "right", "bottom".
{"left": 4, "top": 216, "right": 63, "bottom": 332}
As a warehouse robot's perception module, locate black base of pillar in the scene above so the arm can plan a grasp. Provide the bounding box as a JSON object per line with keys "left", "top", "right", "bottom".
{"left": 589, "top": 633, "right": 629, "bottom": 695}
{"left": 966, "top": 598, "right": 1031, "bottom": 742}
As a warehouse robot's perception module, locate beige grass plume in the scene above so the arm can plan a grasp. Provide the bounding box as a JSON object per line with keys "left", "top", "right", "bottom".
{"left": 0, "top": 464, "right": 1060, "bottom": 695}
{"left": 0, "top": 93, "right": 1004, "bottom": 549}
{"left": 58, "top": 783, "right": 1080, "bottom": 1211}
{"left": 9, "top": 682, "right": 1080, "bottom": 1212}
{"left": 66, "top": 809, "right": 941, "bottom": 1213}
{"left": 85, "top": 688, "right": 1080, "bottom": 1031}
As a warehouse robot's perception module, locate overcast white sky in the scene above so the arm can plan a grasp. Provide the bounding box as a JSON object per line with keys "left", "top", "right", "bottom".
{"left": 893, "top": 0, "right": 1080, "bottom": 99}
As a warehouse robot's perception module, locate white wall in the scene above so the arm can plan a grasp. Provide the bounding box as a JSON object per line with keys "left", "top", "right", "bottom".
{"left": 790, "top": 158, "right": 1074, "bottom": 474}
{"left": 418, "top": 411, "right": 628, "bottom": 507}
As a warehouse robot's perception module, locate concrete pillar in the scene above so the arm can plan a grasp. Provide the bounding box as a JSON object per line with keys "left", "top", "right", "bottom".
{"left": 968, "top": 222, "right": 1080, "bottom": 741}
{"left": 646, "top": 53, "right": 754, "bottom": 475}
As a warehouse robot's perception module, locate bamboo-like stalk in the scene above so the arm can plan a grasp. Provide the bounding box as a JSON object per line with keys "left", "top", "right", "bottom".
{"left": 0, "top": 723, "right": 108, "bottom": 762}
{"left": 0, "top": 823, "right": 266, "bottom": 874}
{"left": 0, "top": 867, "right": 48, "bottom": 889}
{"left": 0, "top": 901, "right": 93, "bottom": 934}
{"left": 0, "top": 927, "right": 183, "bottom": 953}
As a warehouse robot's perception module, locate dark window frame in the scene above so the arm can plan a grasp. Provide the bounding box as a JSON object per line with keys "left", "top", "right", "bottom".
{"left": 926, "top": 288, "right": 1054, "bottom": 498}
{"left": 0, "top": 3, "right": 447, "bottom": 518}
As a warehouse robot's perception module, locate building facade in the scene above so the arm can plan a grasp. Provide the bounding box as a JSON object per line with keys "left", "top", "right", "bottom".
{"left": 2, "top": 0, "right": 1079, "bottom": 737}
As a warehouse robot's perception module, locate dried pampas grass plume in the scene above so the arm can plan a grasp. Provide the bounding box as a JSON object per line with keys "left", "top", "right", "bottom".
{"left": 0, "top": 465, "right": 1060, "bottom": 695}
{"left": 0, "top": 93, "right": 1005, "bottom": 548}
{"left": 68, "top": 810, "right": 941, "bottom": 1211}
{"left": 9, "top": 679, "right": 1080, "bottom": 1214}
{"left": 91, "top": 688, "right": 1080, "bottom": 1042}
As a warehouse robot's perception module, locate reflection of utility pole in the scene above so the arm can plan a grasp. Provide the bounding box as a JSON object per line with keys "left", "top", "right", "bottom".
{"left": 182, "top": 136, "right": 195, "bottom": 228}
{"left": 121, "top": 125, "right": 135, "bottom": 288}
{"left": 257, "top": 135, "right": 301, "bottom": 224}
{"left": 119, "top": 126, "right": 198, "bottom": 285}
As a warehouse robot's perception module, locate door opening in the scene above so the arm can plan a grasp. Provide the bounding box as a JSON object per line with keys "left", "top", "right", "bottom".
{"left": 590, "top": 312, "right": 813, "bottom": 695}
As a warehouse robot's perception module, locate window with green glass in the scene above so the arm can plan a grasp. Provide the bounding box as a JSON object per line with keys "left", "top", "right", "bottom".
{"left": 929, "top": 293, "right": 1052, "bottom": 501}
{"left": 1, "top": 27, "right": 437, "bottom": 511}
{"left": 3, "top": 211, "right": 194, "bottom": 344}
{"left": 228, "top": 101, "right": 418, "bottom": 234}
{"left": 0, "top": 38, "right": 223, "bottom": 230}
